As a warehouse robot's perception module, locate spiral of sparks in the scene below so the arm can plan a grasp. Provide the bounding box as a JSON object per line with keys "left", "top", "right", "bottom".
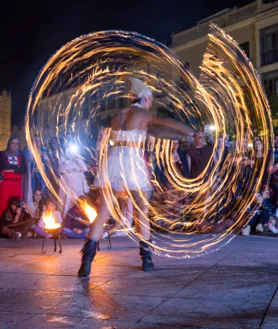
{"left": 26, "top": 24, "right": 273, "bottom": 258}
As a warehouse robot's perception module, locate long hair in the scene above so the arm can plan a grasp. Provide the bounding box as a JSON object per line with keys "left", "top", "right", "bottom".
{"left": 6, "top": 136, "right": 20, "bottom": 153}
{"left": 33, "top": 190, "right": 45, "bottom": 218}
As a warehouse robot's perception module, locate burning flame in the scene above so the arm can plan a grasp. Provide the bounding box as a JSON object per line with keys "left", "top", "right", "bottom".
{"left": 83, "top": 202, "right": 97, "bottom": 223}
{"left": 43, "top": 211, "right": 61, "bottom": 230}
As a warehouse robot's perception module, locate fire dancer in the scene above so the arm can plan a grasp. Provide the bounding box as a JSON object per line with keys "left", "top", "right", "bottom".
{"left": 78, "top": 77, "right": 194, "bottom": 277}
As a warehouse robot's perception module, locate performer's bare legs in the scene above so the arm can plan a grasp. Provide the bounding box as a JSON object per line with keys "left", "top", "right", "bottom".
{"left": 86, "top": 190, "right": 150, "bottom": 241}
{"left": 132, "top": 191, "right": 151, "bottom": 241}
{"left": 105, "top": 194, "right": 133, "bottom": 236}
{"left": 78, "top": 190, "right": 153, "bottom": 277}
{"left": 86, "top": 194, "right": 110, "bottom": 241}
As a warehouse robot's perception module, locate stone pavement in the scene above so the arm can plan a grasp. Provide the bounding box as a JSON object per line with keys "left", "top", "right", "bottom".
{"left": 0, "top": 234, "right": 278, "bottom": 329}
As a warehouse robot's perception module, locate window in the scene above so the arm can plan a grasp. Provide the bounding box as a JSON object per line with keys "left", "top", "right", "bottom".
{"left": 262, "top": 70, "right": 278, "bottom": 96}
{"left": 239, "top": 42, "right": 250, "bottom": 58}
{"left": 260, "top": 24, "right": 278, "bottom": 66}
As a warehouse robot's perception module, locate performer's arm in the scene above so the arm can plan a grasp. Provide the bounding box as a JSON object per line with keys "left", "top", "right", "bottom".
{"left": 150, "top": 114, "right": 194, "bottom": 136}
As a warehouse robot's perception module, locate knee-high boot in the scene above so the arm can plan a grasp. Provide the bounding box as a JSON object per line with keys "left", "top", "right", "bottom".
{"left": 139, "top": 240, "right": 155, "bottom": 271}
{"left": 78, "top": 239, "right": 98, "bottom": 277}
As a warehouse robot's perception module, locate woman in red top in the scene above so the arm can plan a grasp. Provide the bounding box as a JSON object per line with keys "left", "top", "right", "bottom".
{"left": 0, "top": 137, "right": 26, "bottom": 216}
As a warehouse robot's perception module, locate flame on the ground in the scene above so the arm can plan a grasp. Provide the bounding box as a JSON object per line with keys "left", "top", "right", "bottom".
{"left": 43, "top": 211, "right": 61, "bottom": 230}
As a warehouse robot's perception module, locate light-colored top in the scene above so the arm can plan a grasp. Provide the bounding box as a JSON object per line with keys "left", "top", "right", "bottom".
{"left": 110, "top": 129, "right": 146, "bottom": 142}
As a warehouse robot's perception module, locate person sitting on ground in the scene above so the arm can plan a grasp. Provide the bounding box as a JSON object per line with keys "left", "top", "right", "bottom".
{"left": 28, "top": 189, "right": 45, "bottom": 223}
{"left": 34, "top": 197, "right": 63, "bottom": 239}
{"left": 0, "top": 196, "right": 34, "bottom": 239}
{"left": 242, "top": 188, "right": 276, "bottom": 236}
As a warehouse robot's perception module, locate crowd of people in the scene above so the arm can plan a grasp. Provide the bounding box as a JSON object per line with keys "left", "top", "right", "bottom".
{"left": 0, "top": 135, "right": 94, "bottom": 239}
{"left": 0, "top": 128, "right": 278, "bottom": 241}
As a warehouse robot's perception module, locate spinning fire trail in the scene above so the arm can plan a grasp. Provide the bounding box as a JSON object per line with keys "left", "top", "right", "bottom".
{"left": 26, "top": 24, "right": 272, "bottom": 258}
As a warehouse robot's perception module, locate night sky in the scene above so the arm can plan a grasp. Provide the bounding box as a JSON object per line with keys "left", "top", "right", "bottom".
{"left": 0, "top": 0, "right": 252, "bottom": 125}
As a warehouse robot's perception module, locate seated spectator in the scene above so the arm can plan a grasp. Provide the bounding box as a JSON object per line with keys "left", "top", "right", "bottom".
{"left": 34, "top": 197, "right": 63, "bottom": 239}
{"left": 28, "top": 189, "right": 45, "bottom": 223}
{"left": 242, "top": 188, "right": 275, "bottom": 236}
{"left": 62, "top": 196, "right": 91, "bottom": 239}
{"left": 0, "top": 196, "right": 34, "bottom": 239}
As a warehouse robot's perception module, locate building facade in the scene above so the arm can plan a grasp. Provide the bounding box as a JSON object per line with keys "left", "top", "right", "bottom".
{"left": 0, "top": 90, "right": 11, "bottom": 150}
{"left": 171, "top": 0, "right": 278, "bottom": 102}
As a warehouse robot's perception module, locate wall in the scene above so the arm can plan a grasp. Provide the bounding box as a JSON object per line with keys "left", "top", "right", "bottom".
{"left": 0, "top": 90, "right": 11, "bottom": 151}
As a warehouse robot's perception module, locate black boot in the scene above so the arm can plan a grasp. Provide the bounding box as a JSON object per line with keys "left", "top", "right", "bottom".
{"left": 78, "top": 239, "right": 98, "bottom": 277}
{"left": 139, "top": 240, "right": 155, "bottom": 271}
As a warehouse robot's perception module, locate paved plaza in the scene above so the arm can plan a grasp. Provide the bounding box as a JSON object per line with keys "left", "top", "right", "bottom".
{"left": 0, "top": 234, "right": 278, "bottom": 329}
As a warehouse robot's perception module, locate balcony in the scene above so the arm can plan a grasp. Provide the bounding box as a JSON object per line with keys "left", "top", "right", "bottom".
{"left": 172, "top": 2, "right": 257, "bottom": 48}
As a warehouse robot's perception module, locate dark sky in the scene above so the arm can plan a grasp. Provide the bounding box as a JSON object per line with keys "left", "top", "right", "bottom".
{"left": 0, "top": 0, "right": 252, "bottom": 125}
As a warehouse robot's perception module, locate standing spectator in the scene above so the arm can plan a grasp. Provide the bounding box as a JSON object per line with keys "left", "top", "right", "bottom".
{"left": 22, "top": 146, "right": 33, "bottom": 205}
{"left": 184, "top": 131, "right": 194, "bottom": 150}
{"left": 47, "top": 137, "right": 61, "bottom": 194}
{"left": 188, "top": 131, "right": 214, "bottom": 179}
{"left": 215, "top": 136, "right": 229, "bottom": 163}
{"left": 31, "top": 135, "right": 48, "bottom": 197}
{"left": 274, "top": 134, "right": 278, "bottom": 163}
{"left": 206, "top": 133, "right": 214, "bottom": 146}
{"left": 254, "top": 139, "right": 271, "bottom": 187}
{"left": 153, "top": 140, "right": 190, "bottom": 228}
{"left": 23, "top": 136, "right": 49, "bottom": 204}
{"left": 214, "top": 135, "right": 230, "bottom": 178}
{"left": 173, "top": 140, "right": 191, "bottom": 178}
{"left": 224, "top": 135, "right": 231, "bottom": 151}
{"left": 59, "top": 147, "right": 89, "bottom": 216}
{"left": 166, "top": 139, "right": 191, "bottom": 221}
{"left": 0, "top": 137, "right": 26, "bottom": 215}
{"left": 270, "top": 134, "right": 278, "bottom": 195}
